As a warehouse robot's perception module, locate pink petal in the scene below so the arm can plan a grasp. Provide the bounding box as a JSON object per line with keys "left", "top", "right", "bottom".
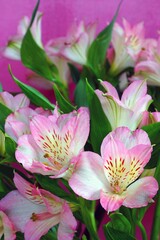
{"left": 123, "top": 176, "right": 158, "bottom": 208}
{"left": 0, "top": 211, "right": 16, "bottom": 240}
{"left": 13, "top": 173, "right": 45, "bottom": 205}
{"left": 69, "top": 151, "right": 108, "bottom": 200}
{"left": 58, "top": 203, "right": 77, "bottom": 240}
{"left": 62, "top": 32, "right": 89, "bottom": 65}
{"left": 135, "top": 60, "right": 160, "bottom": 75}
{"left": 16, "top": 135, "right": 55, "bottom": 175}
{"left": 0, "top": 191, "right": 46, "bottom": 232}
{"left": 99, "top": 81, "right": 120, "bottom": 99}
{"left": 24, "top": 213, "right": 60, "bottom": 240}
{"left": 121, "top": 80, "right": 148, "bottom": 108}
{"left": 128, "top": 144, "right": 152, "bottom": 170}
{"left": 100, "top": 190, "right": 125, "bottom": 212}
{"left": 96, "top": 90, "right": 135, "bottom": 130}
{"left": 103, "top": 127, "right": 151, "bottom": 150}
{"left": 5, "top": 107, "right": 37, "bottom": 142}
{"left": 64, "top": 107, "right": 90, "bottom": 155}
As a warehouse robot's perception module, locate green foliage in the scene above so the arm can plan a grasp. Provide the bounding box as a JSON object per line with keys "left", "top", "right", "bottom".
{"left": 74, "top": 66, "right": 97, "bottom": 108}
{"left": 9, "top": 68, "right": 55, "bottom": 110}
{"left": 5, "top": 135, "right": 16, "bottom": 157}
{"left": 142, "top": 122, "right": 160, "bottom": 168}
{"left": 53, "top": 84, "right": 76, "bottom": 113}
{"left": 36, "top": 174, "right": 78, "bottom": 204}
{"left": 0, "top": 103, "right": 12, "bottom": 131}
{"left": 103, "top": 212, "right": 136, "bottom": 240}
{"left": 86, "top": 81, "right": 112, "bottom": 153}
{"left": 87, "top": 3, "right": 121, "bottom": 77}
{"left": 68, "top": 63, "right": 80, "bottom": 84}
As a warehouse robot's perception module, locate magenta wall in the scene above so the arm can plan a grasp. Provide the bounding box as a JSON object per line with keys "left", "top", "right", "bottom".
{"left": 1, "top": 0, "right": 160, "bottom": 92}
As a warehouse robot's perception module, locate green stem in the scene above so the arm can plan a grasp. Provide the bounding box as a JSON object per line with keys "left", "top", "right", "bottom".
{"left": 150, "top": 192, "right": 160, "bottom": 240}
{"left": 79, "top": 198, "right": 99, "bottom": 240}
{"left": 150, "top": 159, "right": 160, "bottom": 240}
{"left": 137, "top": 221, "right": 148, "bottom": 240}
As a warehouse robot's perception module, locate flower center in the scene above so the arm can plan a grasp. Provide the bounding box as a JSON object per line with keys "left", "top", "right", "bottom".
{"left": 40, "top": 130, "right": 72, "bottom": 171}
{"left": 104, "top": 156, "right": 143, "bottom": 194}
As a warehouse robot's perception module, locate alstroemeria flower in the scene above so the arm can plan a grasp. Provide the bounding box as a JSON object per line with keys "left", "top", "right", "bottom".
{"left": 109, "top": 19, "right": 145, "bottom": 76}
{"left": 0, "top": 92, "right": 30, "bottom": 112}
{"left": 3, "top": 12, "right": 43, "bottom": 60}
{"left": 26, "top": 55, "right": 71, "bottom": 89}
{"left": 0, "top": 211, "right": 16, "bottom": 240}
{"left": 96, "top": 80, "right": 152, "bottom": 130}
{"left": 69, "top": 127, "right": 158, "bottom": 212}
{"left": 15, "top": 107, "right": 89, "bottom": 179}
{"left": 5, "top": 107, "right": 52, "bottom": 142}
{"left": 46, "top": 21, "right": 97, "bottom": 65}
{"left": 131, "top": 37, "right": 160, "bottom": 86}
{"left": 0, "top": 173, "right": 77, "bottom": 240}
{"left": 139, "top": 111, "right": 160, "bottom": 128}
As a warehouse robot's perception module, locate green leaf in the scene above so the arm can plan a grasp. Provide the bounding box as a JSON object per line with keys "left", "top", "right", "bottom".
{"left": 68, "top": 63, "right": 80, "bottom": 84}
{"left": 0, "top": 83, "right": 3, "bottom": 92}
{"left": 28, "top": 0, "right": 40, "bottom": 28}
{"left": 86, "top": 81, "right": 112, "bottom": 153}
{"left": 9, "top": 68, "right": 55, "bottom": 110}
{"left": 16, "top": 232, "right": 24, "bottom": 240}
{"left": 74, "top": 78, "right": 88, "bottom": 107}
{"left": 74, "top": 66, "right": 97, "bottom": 108}
{"left": 103, "top": 212, "right": 136, "bottom": 240}
{"left": 41, "top": 228, "right": 58, "bottom": 240}
{"left": 21, "top": 30, "right": 58, "bottom": 81}
{"left": 5, "top": 136, "right": 17, "bottom": 157}
{"left": 36, "top": 174, "right": 78, "bottom": 204}
{"left": 104, "top": 226, "right": 136, "bottom": 240}
{"left": 53, "top": 84, "right": 76, "bottom": 113}
{"left": 87, "top": 2, "right": 121, "bottom": 77}
{"left": 142, "top": 122, "right": 160, "bottom": 168}
{"left": 0, "top": 103, "right": 12, "bottom": 131}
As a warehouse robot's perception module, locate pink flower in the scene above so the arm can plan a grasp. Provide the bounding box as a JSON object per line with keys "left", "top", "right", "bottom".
{"left": 0, "top": 92, "right": 30, "bottom": 112}
{"left": 0, "top": 211, "right": 16, "bottom": 240}
{"left": 109, "top": 19, "right": 145, "bottom": 76}
{"left": 69, "top": 127, "right": 158, "bottom": 213}
{"left": 3, "top": 12, "right": 43, "bottom": 60}
{"left": 15, "top": 107, "right": 90, "bottom": 179}
{"left": 96, "top": 80, "right": 152, "bottom": 130}
{"left": 46, "top": 21, "right": 97, "bottom": 65}
{"left": 139, "top": 111, "right": 160, "bottom": 128}
{"left": 5, "top": 107, "right": 51, "bottom": 142}
{"left": 132, "top": 37, "right": 160, "bottom": 86}
{"left": 0, "top": 173, "right": 77, "bottom": 240}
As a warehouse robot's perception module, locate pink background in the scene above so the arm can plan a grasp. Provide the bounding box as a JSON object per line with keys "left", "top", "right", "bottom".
{"left": 0, "top": 0, "right": 158, "bottom": 239}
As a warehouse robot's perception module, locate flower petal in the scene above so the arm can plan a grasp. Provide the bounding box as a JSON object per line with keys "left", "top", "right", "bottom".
{"left": 0, "top": 191, "right": 46, "bottom": 232}
{"left": 24, "top": 213, "right": 60, "bottom": 240}
{"left": 123, "top": 176, "right": 158, "bottom": 208}
{"left": 16, "top": 134, "right": 55, "bottom": 175}
{"left": 100, "top": 190, "right": 125, "bottom": 212}
{"left": 0, "top": 211, "right": 16, "bottom": 240}
{"left": 58, "top": 202, "right": 77, "bottom": 240}
{"left": 69, "top": 151, "right": 108, "bottom": 200}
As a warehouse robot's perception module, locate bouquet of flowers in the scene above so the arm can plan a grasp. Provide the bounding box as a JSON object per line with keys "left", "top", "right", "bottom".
{"left": 0, "top": 1, "right": 159, "bottom": 239}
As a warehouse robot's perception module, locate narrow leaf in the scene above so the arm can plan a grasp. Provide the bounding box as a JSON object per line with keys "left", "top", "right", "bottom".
{"left": 9, "top": 67, "right": 55, "bottom": 110}
{"left": 0, "top": 103, "right": 12, "bottom": 131}
{"left": 87, "top": 2, "right": 122, "bottom": 77}
{"left": 21, "top": 30, "right": 58, "bottom": 81}
{"left": 142, "top": 122, "right": 160, "bottom": 168}
{"left": 53, "top": 84, "right": 76, "bottom": 113}
{"left": 36, "top": 174, "right": 78, "bottom": 204}
{"left": 86, "top": 81, "right": 112, "bottom": 153}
